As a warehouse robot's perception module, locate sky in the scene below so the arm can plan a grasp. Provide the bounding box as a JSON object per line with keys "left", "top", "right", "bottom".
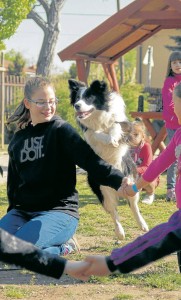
{"left": 4, "top": 0, "right": 134, "bottom": 73}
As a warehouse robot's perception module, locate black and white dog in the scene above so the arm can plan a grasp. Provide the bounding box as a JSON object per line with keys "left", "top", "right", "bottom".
{"left": 68, "top": 79, "right": 149, "bottom": 239}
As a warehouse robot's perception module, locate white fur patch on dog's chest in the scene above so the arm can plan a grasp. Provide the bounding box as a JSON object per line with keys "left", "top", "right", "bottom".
{"left": 84, "top": 129, "right": 128, "bottom": 168}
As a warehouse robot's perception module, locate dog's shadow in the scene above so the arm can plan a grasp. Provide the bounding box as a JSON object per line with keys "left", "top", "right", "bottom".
{"left": 78, "top": 194, "right": 127, "bottom": 209}
{"left": 77, "top": 172, "right": 127, "bottom": 209}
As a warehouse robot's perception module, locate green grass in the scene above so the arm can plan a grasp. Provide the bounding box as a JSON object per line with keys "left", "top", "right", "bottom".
{"left": 77, "top": 173, "right": 176, "bottom": 243}
{"left": 113, "top": 295, "right": 134, "bottom": 300}
{"left": 0, "top": 172, "right": 181, "bottom": 294}
{"left": 75, "top": 173, "right": 181, "bottom": 291}
{"left": 0, "top": 184, "right": 8, "bottom": 218}
{"left": 3, "top": 286, "right": 31, "bottom": 299}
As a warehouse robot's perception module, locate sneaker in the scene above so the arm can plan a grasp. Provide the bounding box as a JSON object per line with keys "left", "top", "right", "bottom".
{"left": 69, "top": 235, "right": 81, "bottom": 252}
{"left": 60, "top": 235, "right": 80, "bottom": 256}
{"left": 166, "top": 189, "right": 176, "bottom": 202}
{"left": 142, "top": 194, "right": 155, "bottom": 205}
{"left": 60, "top": 243, "right": 72, "bottom": 256}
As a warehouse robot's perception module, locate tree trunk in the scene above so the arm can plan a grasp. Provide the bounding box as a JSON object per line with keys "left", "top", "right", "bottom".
{"left": 36, "top": 26, "right": 59, "bottom": 76}
{"left": 28, "top": 0, "right": 66, "bottom": 76}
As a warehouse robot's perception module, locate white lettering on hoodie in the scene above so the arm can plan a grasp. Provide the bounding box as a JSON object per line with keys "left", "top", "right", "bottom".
{"left": 20, "top": 136, "right": 44, "bottom": 162}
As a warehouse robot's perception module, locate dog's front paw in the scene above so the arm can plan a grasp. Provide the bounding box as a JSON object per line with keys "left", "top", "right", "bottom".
{"left": 107, "top": 136, "right": 119, "bottom": 147}
{"left": 111, "top": 138, "right": 119, "bottom": 147}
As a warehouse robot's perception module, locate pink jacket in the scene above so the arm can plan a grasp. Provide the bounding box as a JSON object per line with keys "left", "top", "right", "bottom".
{"left": 130, "top": 142, "right": 153, "bottom": 175}
{"left": 143, "top": 127, "right": 181, "bottom": 208}
{"left": 162, "top": 74, "right": 181, "bottom": 129}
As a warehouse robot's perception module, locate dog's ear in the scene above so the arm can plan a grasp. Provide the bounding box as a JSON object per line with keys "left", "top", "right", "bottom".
{"left": 68, "top": 79, "right": 86, "bottom": 91}
{"left": 120, "top": 121, "right": 133, "bottom": 134}
{"left": 68, "top": 79, "right": 86, "bottom": 105}
{"left": 119, "top": 121, "right": 134, "bottom": 145}
{"left": 120, "top": 121, "right": 141, "bottom": 147}
{"left": 90, "top": 80, "right": 108, "bottom": 94}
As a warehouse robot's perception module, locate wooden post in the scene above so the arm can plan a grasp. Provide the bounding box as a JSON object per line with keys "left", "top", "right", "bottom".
{"left": 0, "top": 51, "right": 5, "bottom": 149}
{"left": 76, "top": 60, "right": 90, "bottom": 84}
{"left": 116, "top": 0, "right": 124, "bottom": 85}
{"left": 109, "top": 63, "right": 120, "bottom": 92}
{"left": 102, "top": 63, "right": 119, "bottom": 92}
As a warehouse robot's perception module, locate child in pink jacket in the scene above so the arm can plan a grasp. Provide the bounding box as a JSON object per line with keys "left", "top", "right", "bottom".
{"left": 162, "top": 51, "right": 181, "bottom": 201}
{"left": 130, "top": 119, "right": 159, "bottom": 204}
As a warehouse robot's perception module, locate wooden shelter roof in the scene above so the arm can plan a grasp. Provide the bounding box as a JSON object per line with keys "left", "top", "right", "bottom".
{"left": 58, "top": 0, "right": 181, "bottom": 91}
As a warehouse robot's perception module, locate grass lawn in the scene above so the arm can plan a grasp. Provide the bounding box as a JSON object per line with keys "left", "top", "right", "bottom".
{"left": 75, "top": 173, "right": 181, "bottom": 289}
{"left": 0, "top": 172, "right": 181, "bottom": 299}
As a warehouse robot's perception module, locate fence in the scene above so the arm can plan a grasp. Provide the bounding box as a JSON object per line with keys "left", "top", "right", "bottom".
{"left": 3, "top": 75, "right": 26, "bottom": 118}
{"left": 0, "top": 52, "right": 26, "bottom": 147}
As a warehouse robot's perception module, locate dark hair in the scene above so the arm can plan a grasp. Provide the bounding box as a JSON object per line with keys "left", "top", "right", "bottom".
{"left": 7, "top": 77, "right": 54, "bottom": 129}
{"left": 165, "top": 51, "right": 181, "bottom": 78}
{"left": 173, "top": 81, "right": 181, "bottom": 98}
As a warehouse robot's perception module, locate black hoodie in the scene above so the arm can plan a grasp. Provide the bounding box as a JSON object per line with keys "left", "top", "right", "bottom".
{"left": 7, "top": 116, "right": 124, "bottom": 218}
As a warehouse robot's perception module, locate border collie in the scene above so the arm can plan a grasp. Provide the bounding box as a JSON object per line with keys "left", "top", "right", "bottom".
{"left": 68, "top": 79, "right": 149, "bottom": 239}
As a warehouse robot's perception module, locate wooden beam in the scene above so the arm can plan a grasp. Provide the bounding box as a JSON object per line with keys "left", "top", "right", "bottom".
{"left": 76, "top": 60, "right": 90, "bottom": 84}
{"left": 164, "top": 0, "right": 181, "bottom": 13}
{"left": 134, "top": 11, "right": 181, "bottom": 20}
{"left": 93, "top": 23, "right": 144, "bottom": 58}
{"left": 72, "top": 24, "right": 162, "bottom": 63}
{"left": 109, "top": 64, "right": 119, "bottom": 92}
{"left": 71, "top": 25, "right": 161, "bottom": 63}
{"left": 74, "top": 53, "right": 114, "bottom": 63}
{"left": 58, "top": 0, "right": 155, "bottom": 62}
{"left": 112, "top": 26, "right": 162, "bottom": 61}
{"left": 102, "top": 63, "right": 119, "bottom": 92}
{"left": 102, "top": 63, "right": 114, "bottom": 91}
{"left": 144, "top": 19, "right": 181, "bottom": 26}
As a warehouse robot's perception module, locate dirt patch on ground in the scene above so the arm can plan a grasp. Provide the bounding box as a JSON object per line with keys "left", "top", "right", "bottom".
{"left": 0, "top": 250, "right": 180, "bottom": 300}
{"left": 0, "top": 269, "right": 180, "bottom": 300}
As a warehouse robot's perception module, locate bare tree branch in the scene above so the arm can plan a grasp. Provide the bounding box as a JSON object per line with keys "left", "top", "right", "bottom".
{"left": 27, "top": 10, "right": 47, "bottom": 32}
{"left": 27, "top": 0, "right": 67, "bottom": 76}
{"left": 38, "top": 0, "right": 50, "bottom": 17}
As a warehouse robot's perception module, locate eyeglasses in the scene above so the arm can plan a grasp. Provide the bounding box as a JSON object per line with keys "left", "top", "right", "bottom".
{"left": 27, "top": 97, "right": 59, "bottom": 108}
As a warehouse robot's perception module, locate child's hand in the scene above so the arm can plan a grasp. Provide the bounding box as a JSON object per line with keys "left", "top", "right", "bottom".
{"left": 117, "top": 177, "right": 130, "bottom": 198}
{"left": 122, "top": 176, "right": 131, "bottom": 188}
{"left": 64, "top": 260, "right": 91, "bottom": 281}
{"left": 118, "top": 184, "right": 136, "bottom": 198}
{"left": 84, "top": 255, "right": 112, "bottom": 277}
{"left": 124, "top": 185, "right": 137, "bottom": 197}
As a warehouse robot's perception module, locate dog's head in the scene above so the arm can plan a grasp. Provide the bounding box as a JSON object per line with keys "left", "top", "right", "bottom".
{"left": 68, "top": 79, "right": 110, "bottom": 120}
